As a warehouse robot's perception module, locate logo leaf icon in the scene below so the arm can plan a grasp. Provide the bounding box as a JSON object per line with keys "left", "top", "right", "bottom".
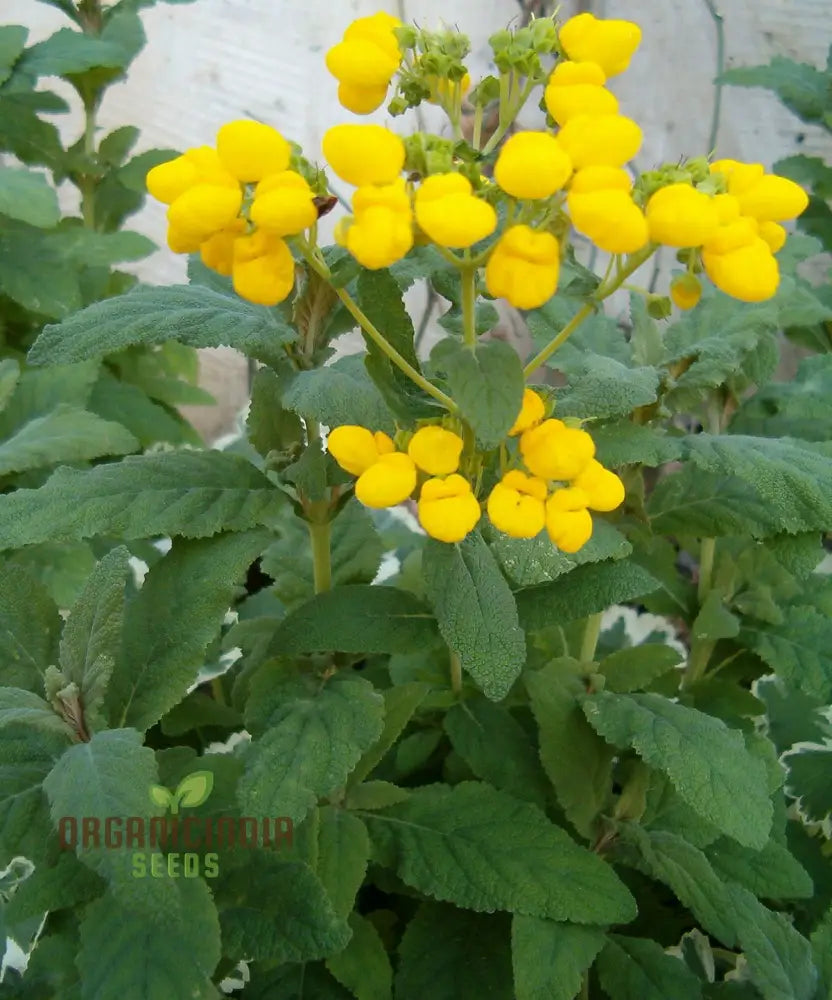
{"left": 175, "top": 771, "right": 214, "bottom": 810}
{"left": 149, "top": 784, "right": 173, "bottom": 809}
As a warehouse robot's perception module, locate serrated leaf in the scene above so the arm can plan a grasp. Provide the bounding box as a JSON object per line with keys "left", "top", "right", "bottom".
{"left": 48, "top": 227, "right": 155, "bottom": 268}
{"left": 596, "top": 935, "right": 704, "bottom": 1000}
{"left": 29, "top": 285, "right": 295, "bottom": 368}
{"left": 314, "top": 806, "right": 370, "bottom": 920}
{"left": 0, "top": 689, "right": 73, "bottom": 739}
{"left": 755, "top": 676, "right": 830, "bottom": 753}
{"left": 87, "top": 373, "right": 199, "bottom": 448}
{"left": 344, "top": 780, "right": 410, "bottom": 810}
{"left": 810, "top": 906, "right": 832, "bottom": 1000}
{"left": 110, "top": 531, "right": 267, "bottom": 731}
{"left": 282, "top": 354, "right": 394, "bottom": 433}
{"left": 21, "top": 27, "right": 133, "bottom": 78}
{"left": 0, "top": 166, "right": 58, "bottom": 227}
{"left": 512, "top": 917, "right": 606, "bottom": 1000}
{"left": 0, "top": 25, "right": 28, "bottom": 86}
{"left": 593, "top": 423, "right": 686, "bottom": 468}
{"left": 245, "top": 366, "right": 303, "bottom": 458}
{"left": 362, "top": 782, "right": 637, "bottom": 923}
{"left": 327, "top": 912, "right": 393, "bottom": 1000}
{"left": 430, "top": 338, "right": 524, "bottom": 449}
{"left": 0, "top": 218, "right": 82, "bottom": 317}
{"left": 43, "top": 728, "right": 160, "bottom": 884}
{"left": 731, "top": 356, "right": 832, "bottom": 441}
{"left": 516, "top": 560, "right": 660, "bottom": 633}
{"left": 0, "top": 451, "right": 284, "bottom": 549}
{"left": 77, "top": 878, "right": 220, "bottom": 1000}
{"left": 740, "top": 607, "right": 832, "bottom": 702}
{"left": 783, "top": 745, "right": 832, "bottom": 824}
{"left": 0, "top": 405, "right": 138, "bottom": 476}
{"left": 720, "top": 58, "right": 831, "bottom": 122}
{"left": 705, "top": 836, "right": 813, "bottom": 900}
{"left": 422, "top": 532, "right": 525, "bottom": 700}
{"left": 727, "top": 884, "right": 818, "bottom": 1000}
{"left": 0, "top": 566, "right": 61, "bottom": 691}
{"left": 443, "top": 697, "right": 549, "bottom": 805}
{"left": 239, "top": 673, "right": 384, "bottom": 824}
{"left": 395, "top": 903, "right": 512, "bottom": 1000}
{"left": 348, "top": 682, "right": 429, "bottom": 789}
{"left": 4, "top": 851, "right": 104, "bottom": 926}
{"left": 526, "top": 662, "right": 614, "bottom": 837}
{"left": 598, "top": 644, "right": 682, "bottom": 693}
{"left": 0, "top": 360, "right": 100, "bottom": 435}
{"left": 267, "top": 585, "right": 437, "bottom": 657}
{"left": 692, "top": 590, "right": 740, "bottom": 640}
{"left": 582, "top": 692, "right": 772, "bottom": 848}
{"left": 554, "top": 356, "right": 659, "bottom": 420}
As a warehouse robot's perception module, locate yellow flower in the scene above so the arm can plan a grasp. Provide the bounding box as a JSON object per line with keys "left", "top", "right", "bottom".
{"left": 251, "top": 171, "right": 317, "bottom": 236}
{"left": 669, "top": 273, "right": 702, "bottom": 310}
{"left": 646, "top": 183, "right": 720, "bottom": 248}
{"left": 147, "top": 146, "right": 238, "bottom": 203}
{"left": 544, "top": 60, "right": 619, "bottom": 125}
{"left": 567, "top": 167, "right": 648, "bottom": 254}
{"left": 702, "top": 238, "right": 780, "bottom": 302}
{"left": 713, "top": 192, "right": 741, "bottom": 225}
{"left": 407, "top": 426, "right": 464, "bottom": 476}
{"left": 167, "top": 184, "right": 243, "bottom": 243}
{"left": 200, "top": 219, "right": 246, "bottom": 276}
{"left": 703, "top": 216, "right": 759, "bottom": 256}
{"left": 337, "top": 179, "right": 413, "bottom": 269}
{"left": 734, "top": 174, "right": 809, "bottom": 223}
{"left": 758, "top": 220, "right": 787, "bottom": 253}
{"left": 328, "top": 426, "right": 395, "bottom": 477}
{"left": 508, "top": 388, "right": 546, "bottom": 436}
{"left": 231, "top": 231, "right": 295, "bottom": 306}
{"left": 485, "top": 225, "right": 560, "bottom": 310}
{"left": 487, "top": 470, "right": 547, "bottom": 538}
{"left": 418, "top": 474, "right": 481, "bottom": 543}
{"left": 710, "top": 159, "right": 765, "bottom": 196}
{"left": 322, "top": 124, "right": 405, "bottom": 188}
{"left": 326, "top": 12, "right": 402, "bottom": 114}
{"left": 520, "top": 418, "right": 595, "bottom": 481}
{"left": 558, "top": 13, "right": 642, "bottom": 77}
{"left": 545, "top": 487, "right": 593, "bottom": 552}
{"left": 573, "top": 459, "right": 625, "bottom": 511}
{"left": 494, "top": 132, "right": 573, "bottom": 200}
{"left": 166, "top": 223, "right": 202, "bottom": 254}
{"left": 216, "top": 120, "right": 291, "bottom": 183}
{"left": 557, "top": 114, "right": 643, "bottom": 168}
{"left": 356, "top": 452, "right": 417, "bottom": 508}
{"left": 414, "top": 174, "right": 497, "bottom": 248}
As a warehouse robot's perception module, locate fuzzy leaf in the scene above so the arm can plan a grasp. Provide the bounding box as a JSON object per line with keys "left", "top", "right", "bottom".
{"left": 598, "top": 644, "right": 683, "bottom": 693}
{"left": 327, "top": 912, "right": 393, "bottom": 1000}
{"left": 596, "top": 935, "right": 704, "bottom": 1000}
{"left": 554, "top": 357, "right": 659, "bottom": 420}
{"left": 705, "top": 837, "right": 813, "bottom": 900}
{"left": 740, "top": 607, "right": 832, "bottom": 702}
{"left": 314, "top": 806, "right": 370, "bottom": 921}
{"left": 720, "top": 57, "right": 831, "bottom": 122}
{"left": 0, "top": 166, "right": 59, "bottom": 227}
{"left": 282, "top": 354, "right": 394, "bottom": 433}
{"left": 0, "top": 567, "right": 61, "bottom": 691}
{"left": 783, "top": 745, "right": 832, "bottom": 825}
{"left": 512, "top": 917, "right": 606, "bottom": 1000}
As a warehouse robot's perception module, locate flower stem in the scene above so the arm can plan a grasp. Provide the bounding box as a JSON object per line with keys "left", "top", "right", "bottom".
{"left": 523, "top": 244, "right": 657, "bottom": 377}
{"left": 460, "top": 263, "right": 477, "bottom": 349}
{"left": 449, "top": 651, "right": 463, "bottom": 694}
{"left": 580, "top": 612, "right": 603, "bottom": 664}
{"left": 309, "top": 519, "right": 332, "bottom": 593}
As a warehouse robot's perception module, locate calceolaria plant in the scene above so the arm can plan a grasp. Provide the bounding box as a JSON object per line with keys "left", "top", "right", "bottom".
{"left": 0, "top": 9, "right": 831, "bottom": 1000}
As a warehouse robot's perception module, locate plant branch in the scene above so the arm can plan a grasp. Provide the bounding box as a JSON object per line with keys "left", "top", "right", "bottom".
{"left": 580, "top": 612, "right": 603, "bottom": 663}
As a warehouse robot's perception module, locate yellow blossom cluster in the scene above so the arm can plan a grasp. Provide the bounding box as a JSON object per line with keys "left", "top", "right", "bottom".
{"left": 327, "top": 389, "right": 624, "bottom": 551}
{"left": 146, "top": 120, "right": 317, "bottom": 306}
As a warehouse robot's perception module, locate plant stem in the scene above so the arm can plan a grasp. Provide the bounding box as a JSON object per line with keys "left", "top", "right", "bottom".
{"left": 580, "top": 973, "right": 590, "bottom": 1000}
{"left": 309, "top": 519, "right": 332, "bottom": 593}
{"left": 80, "top": 97, "right": 97, "bottom": 229}
{"left": 482, "top": 76, "right": 537, "bottom": 156}
{"left": 580, "top": 612, "right": 603, "bottom": 663}
{"left": 472, "top": 103, "right": 484, "bottom": 150}
{"left": 697, "top": 537, "right": 716, "bottom": 604}
{"left": 210, "top": 676, "right": 226, "bottom": 706}
{"left": 449, "top": 651, "right": 463, "bottom": 695}
{"left": 523, "top": 245, "right": 657, "bottom": 377}
{"left": 460, "top": 263, "right": 477, "bottom": 349}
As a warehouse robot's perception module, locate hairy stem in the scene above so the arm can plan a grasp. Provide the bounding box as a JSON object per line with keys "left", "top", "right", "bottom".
{"left": 460, "top": 263, "right": 477, "bottom": 349}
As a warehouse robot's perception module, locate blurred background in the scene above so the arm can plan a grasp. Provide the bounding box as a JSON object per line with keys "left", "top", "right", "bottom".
{"left": 7, "top": 0, "right": 832, "bottom": 439}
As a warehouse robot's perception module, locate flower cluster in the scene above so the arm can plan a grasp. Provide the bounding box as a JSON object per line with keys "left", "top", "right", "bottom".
{"left": 328, "top": 389, "right": 624, "bottom": 551}
{"left": 325, "top": 12, "right": 403, "bottom": 114}
{"left": 146, "top": 120, "right": 319, "bottom": 306}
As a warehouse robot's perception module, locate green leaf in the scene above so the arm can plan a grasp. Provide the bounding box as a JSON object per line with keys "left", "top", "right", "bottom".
{"left": 555, "top": 357, "right": 659, "bottom": 420}
{"left": 730, "top": 356, "right": 832, "bottom": 441}
{"left": 4, "top": 851, "right": 104, "bottom": 926}
{"left": 598, "top": 644, "right": 682, "bottom": 693}
{"left": 0, "top": 359, "right": 20, "bottom": 413}
{"left": 267, "top": 585, "right": 438, "bottom": 657}
{"left": 396, "top": 904, "right": 513, "bottom": 1000}
{"left": 47, "top": 227, "right": 155, "bottom": 268}
{"left": 245, "top": 366, "right": 303, "bottom": 459}
{"left": 692, "top": 590, "right": 740, "bottom": 641}
{"left": 430, "top": 338, "right": 524, "bottom": 449}
{"left": 218, "top": 856, "right": 350, "bottom": 964}
{"left": 0, "top": 360, "right": 100, "bottom": 434}
{"left": 282, "top": 354, "right": 394, "bottom": 433}
{"left": 0, "top": 566, "right": 61, "bottom": 691}
{"left": 526, "top": 662, "right": 614, "bottom": 837}
{"left": 327, "top": 912, "right": 393, "bottom": 1000}
{"left": 740, "top": 607, "right": 832, "bottom": 702}
{"left": 649, "top": 467, "right": 778, "bottom": 538}
{"left": 755, "top": 676, "right": 830, "bottom": 753}
{"left": 0, "top": 688, "right": 73, "bottom": 739}
{"left": 362, "top": 782, "right": 637, "bottom": 923}
{"left": 42, "top": 728, "right": 159, "bottom": 884}
{"left": 593, "top": 423, "right": 686, "bottom": 468}
{"left": 344, "top": 780, "right": 410, "bottom": 810}
{"left": 110, "top": 531, "right": 267, "bottom": 731}
{"left": 516, "top": 561, "right": 660, "bottom": 633}
{"left": 0, "top": 451, "right": 284, "bottom": 548}
{"left": 87, "top": 372, "right": 200, "bottom": 448}
{"left": 512, "top": 917, "right": 606, "bottom": 1000}
{"left": 784, "top": 745, "right": 832, "bottom": 824}
{"left": 29, "top": 285, "right": 295, "bottom": 368}
{"left": 77, "top": 878, "right": 221, "bottom": 1000}
{"left": 0, "top": 166, "right": 58, "bottom": 227}
{"left": 810, "top": 906, "right": 832, "bottom": 1000}
{"left": 596, "top": 935, "right": 704, "bottom": 1000}
{"left": 488, "top": 520, "right": 632, "bottom": 588}
{"left": 582, "top": 692, "right": 773, "bottom": 848}
{"left": 21, "top": 26, "right": 134, "bottom": 78}
{"left": 0, "top": 26, "right": 28, "bottom": 86}
{"left": 0, "top": 405, "right": 138, "bottom": 476}
{"left": 0, "top": 91, "right": 65, "bottom": 169}
{"left": 239, "top": 672, "right": 384, "bottom": 824}
{"left": 720, "top": 58, "right": 831, "bottom": 122}
{"left": 422, "top": 532, "right": 525, "bottom": 700}
{"left": 443, "top": 697, "right": 549, "bottom": 806}
{"left": 705, "top": 837, "right": 813, "bottom": 900}
{"left": 348, "top": 682, "right": 429, "bottom": 789}
{"left": 0, "top": 219, "right": 82, "bottom": 317}
{"left": 314, "top": 806, "right": 370, "bottom": 921}
{"left": 727, "top": 884, "right": 817, "bottom": 1000}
